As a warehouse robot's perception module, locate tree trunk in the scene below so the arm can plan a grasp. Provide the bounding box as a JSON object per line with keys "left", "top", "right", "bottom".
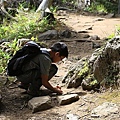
{"left": 118, "top": 0, "right": 120, "bottom": 14}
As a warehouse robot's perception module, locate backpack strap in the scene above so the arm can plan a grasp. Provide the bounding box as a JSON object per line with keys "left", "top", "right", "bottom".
{"left": 41, "top": 50, "right": 51, "bottom": 60}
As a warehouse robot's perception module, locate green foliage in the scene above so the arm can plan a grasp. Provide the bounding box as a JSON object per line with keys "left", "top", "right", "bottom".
{"left": 108, "top": 33, "right": 115, "bottom": 40}
{"left": 78, "top": 61, "right": 89, "bottom": 77}
{"left": 85, "top": 3, "right": 107, "bottom": 13}
{"left": 95, "top": 0, "right": 118, "bottom": 13}
{"left": 85, "top": 0, "right": 118, "bottom": 13}
{"left": 8, "top": 39, "right": 19, "bottom": 54}
{"left": 62, "top": 0, "right": 76, "bottom": 5}
{"left": 0, "top": 10, "right": 55, "bottom": 40}
{"left": 50, "top": 6, "right": 58, "bottom": 13}
{"left": 115, "top": 25, "right": 120, "bottom": 36}
{"left": 62, "top": 0, "right": 67, "bottom": 3}
{"left": 108, "top": 25, "right": 120, "bottom": 39}
{"left": 0, "top": 49, "right": 10, "bottom": 73}
{"left": 84, "top": 74, "right": 98, "bottom": 86}
{"left": 0, "top": 39, "right": 19, "bottom": 73}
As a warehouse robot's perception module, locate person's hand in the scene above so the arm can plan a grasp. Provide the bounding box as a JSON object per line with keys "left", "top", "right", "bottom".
{"left": 56, "top": 85, "right": 61, "bottom": 90}
{"left": 54, "top": 86, "right": 63, "bottom": 95}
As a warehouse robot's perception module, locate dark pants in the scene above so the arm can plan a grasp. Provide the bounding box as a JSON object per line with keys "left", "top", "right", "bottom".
{"left": 17, "top": 64, "right": 58, "bottom": 93}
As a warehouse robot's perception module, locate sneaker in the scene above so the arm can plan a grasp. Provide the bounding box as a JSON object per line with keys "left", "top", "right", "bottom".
{"left": 18, "top": 83, "right": 29, "bottom": 90}
{"left": 27, "top": 90, "right": 40, "bottom": 97}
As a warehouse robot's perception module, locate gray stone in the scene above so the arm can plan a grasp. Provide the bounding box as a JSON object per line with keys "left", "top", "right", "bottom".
{"left": 59, "top": 29, "right": 71, "bottom": 38}
{"left": 62, "top": 57, "right": 90, "bottom": 88}
{"left": 88, "top": 35, "right": 100, "bottom": 40}
{"left": 57, "top": 10, "right": 67, "bottom": 16}
{"left": 85, "top": 26, "right": 93, "bottom": 30}
{"left": 105, "top": 13, "right": 115, "bottom": 18}
{"left": 93, "top": 36, "right": 120, "bottom": 84}
{"left": 38, "top": 30, "right": 58, "bottom": 40}
{"left": 62, "top": 36, "right": 120, "bottom": 91}
{"left": 78, "top": 30, "right": 89, "bottom": 33}
{"left": 0, "top": 115, "right": 10, "bottom": 120}
{"left": 91, "top": 102, "right": 119, "bottom": 117}
{"left": 92, "top": 42, "right": 101, "bottom": 49}
{"left": 66, "top": 113, "right": 80, "bottom": 120}
{"left": 58, "top": 94, "right": 79, "bottom": 105}
{"left": 93, "top": 18, "right": 105, "bottom": 22}
{"left": 28, "top": 96, "right": 53, "bottom": 113}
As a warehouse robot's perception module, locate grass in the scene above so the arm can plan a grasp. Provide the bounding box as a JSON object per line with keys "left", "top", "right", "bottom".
{"left": 98, "top": 89, "right": 120, "bottom": 104}
{"left": 0, "top": 9, "right": 55, "bottom": 40}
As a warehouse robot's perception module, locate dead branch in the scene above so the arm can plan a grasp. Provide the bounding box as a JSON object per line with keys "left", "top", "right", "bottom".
{"left": 0, "top": 0, "right": 17, "bottom": 21}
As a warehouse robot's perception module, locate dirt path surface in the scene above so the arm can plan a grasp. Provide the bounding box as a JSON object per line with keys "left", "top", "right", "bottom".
{"left": 58, "top": 13, "right": 120, "bottom": 39}
{"left": 0, "top": 12, "right": 120, "bottom": 120}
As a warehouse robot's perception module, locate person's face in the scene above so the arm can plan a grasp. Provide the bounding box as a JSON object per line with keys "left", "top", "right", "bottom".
{"left": 52, "top": 52, "right": 65, "bottom": 63}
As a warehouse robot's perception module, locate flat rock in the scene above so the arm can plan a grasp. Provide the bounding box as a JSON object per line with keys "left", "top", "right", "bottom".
{"left": 28, "top": 96, "right": 53, "bottom": 113}
{"left": 91, "top": 102, "right": 119, "bottom": 118}
{"left": 58, "top": 94, "right": 79, "bottom": 105}
{"left": 66, "top": 113, "right": 80, "bottom": 120}
{"left": 38, "top": 30, "right": 58, "bottom": 40}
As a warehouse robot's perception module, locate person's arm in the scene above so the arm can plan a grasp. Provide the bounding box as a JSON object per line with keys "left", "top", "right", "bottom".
{"left": 41, "top": 74, "right": 63, "bottom": 95}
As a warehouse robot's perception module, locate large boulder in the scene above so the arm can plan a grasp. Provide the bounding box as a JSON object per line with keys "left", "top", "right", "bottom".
{"left": 93, "top": 36, "right": 120, "bottom": 85}
{"left": 63, "top": 36, "right": 120, "bottom": 90}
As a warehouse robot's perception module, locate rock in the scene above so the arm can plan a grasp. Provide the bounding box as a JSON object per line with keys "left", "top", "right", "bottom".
{"left": 78, "top": 30, "right": 88, "bottom": 33}
{"left": 93, "top": 36, "right": 120, "bottom": 84}
{"left": 89, "top": 50, "right": 100, "bottom": 64}
{"left": 88, "top": 35, "right": 100, "bottom": 40}
{"left": 93, "top": 18, "right": 105, "bottom": 22}
{"left": 57, "top": 10, "right": 67, "bottom": 16}
{"left": 85, "top": 26, "right": 93, "bottom": 30}
{"left": 28, "top": 96, "right": 53, "bottom": 113}
{"left": 58, "top": 94, "right": 79, "bottom": 105}
{"left": 81, "top": 77, "right": 100, "bottom": 91}
{"left": 92, "top": 42, "right": 101, "bottom": 48}
{"left": 91, "top": 102, "right": 119, "bottom": 118}
{"left": 63, "top": 36, "right": 120, "bottom": 90}
{"left": 38, "top": 30, "right": 58, "bottom": 41}
{"left": 105, "top": 36, "right": 120, "bottom": 61}
{"left": 62, "top": 57, "right": 90, "bottom": 88}
{"left": 82, "top": 34, "right": 90, "bottom": 38}
{"left": 0, "top": 115, "right": 10, "bottom": 120}
{"left": 66, "top": 113, "right": 80, "bottom": 120}
{"left": 98, "top": 12, "right": 107, "bottom": 16}
{"left": 105, "top": 13, "right": 115, "bottom": 18}
{"left": 28, "top": 94, "right": 79, "bottom": 113}
{"left": 59, "top": 29, "right": 71, "bottom": 38}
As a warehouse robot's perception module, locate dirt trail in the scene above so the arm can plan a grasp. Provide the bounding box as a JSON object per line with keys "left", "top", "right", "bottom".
{"left": 58, "top": 13, "right": 120, "bottom": 39}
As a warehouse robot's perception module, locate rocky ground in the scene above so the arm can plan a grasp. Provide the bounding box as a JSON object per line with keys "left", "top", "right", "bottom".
{"left": 0, "top": 11, "right": 120, "bottom": 120}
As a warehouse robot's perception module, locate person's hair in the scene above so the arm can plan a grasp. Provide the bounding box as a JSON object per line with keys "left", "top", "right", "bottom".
{"left": 50, "top": 42, "right": 68, "bottom": 58}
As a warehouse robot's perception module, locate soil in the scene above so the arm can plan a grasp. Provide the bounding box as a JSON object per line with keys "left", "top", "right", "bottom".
{"left": 0, "top": 12, "right": 120, "bottom": 120}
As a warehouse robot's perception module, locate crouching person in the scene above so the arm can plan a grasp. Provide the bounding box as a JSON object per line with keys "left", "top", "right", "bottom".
{"left": 17, "top": 42, "right": 68, "bottom": 97}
